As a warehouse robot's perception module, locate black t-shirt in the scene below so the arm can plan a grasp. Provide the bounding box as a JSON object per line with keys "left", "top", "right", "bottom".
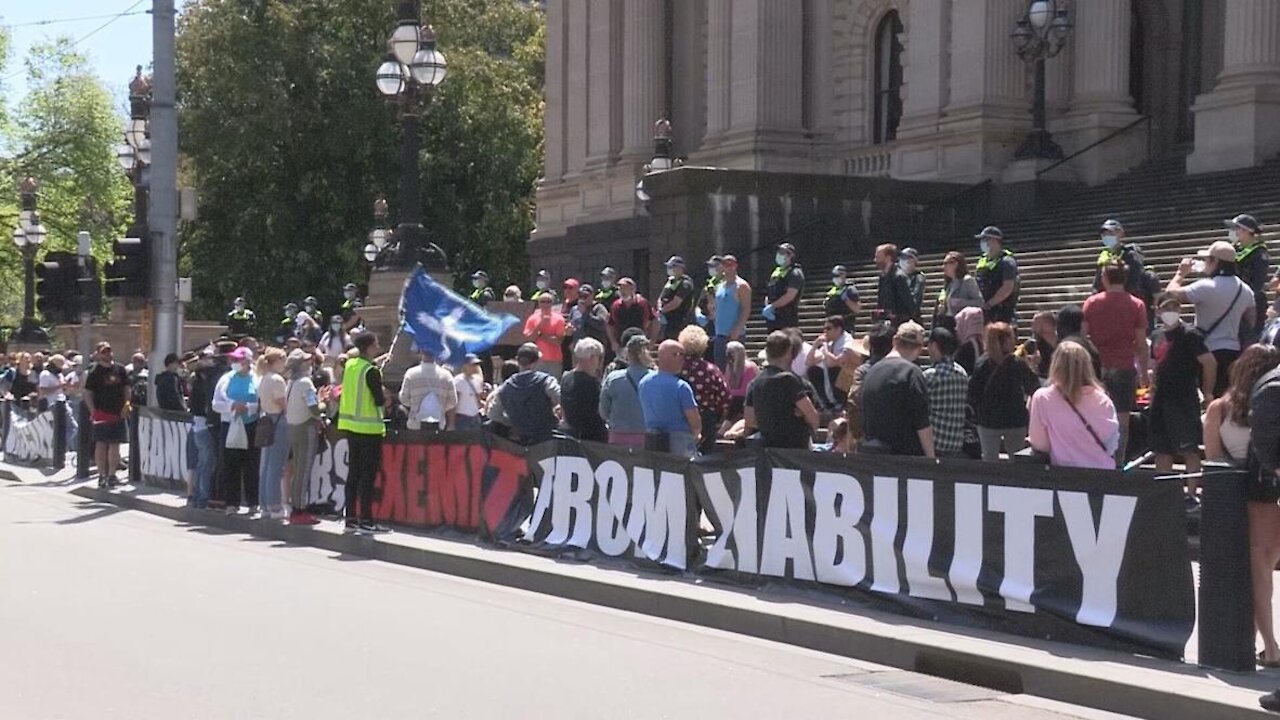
{"left": 659, "top": 275, "right": 696, "bottom": 329}
{"left": 559, "top": 369, "right": 606, "bottom": 442}
{"left": 85, "top": 362, "right": 131, "bottom": 415}
{"left": 766, "top": 265, "right": 805, "bottom": 327}
{"left": 975, "top": 252, "right": 1019, "bottom": 323}
{"left": 1241, "top": 243, "right": 1272, "bottom": 317}
{"left": 1152, "top": 325, "right": 1208, "bottom": 403}
{"left": 877, "top": 268, "right": 915, "bottom": 324}
{"left": 967, "top": 355, "right": 1040, "bottom": 429}
{"left": 745, "top": 365, "right": 811, "bottom": 448}
{"left": 860, "top": 356, "right": 931, "bottom": 456}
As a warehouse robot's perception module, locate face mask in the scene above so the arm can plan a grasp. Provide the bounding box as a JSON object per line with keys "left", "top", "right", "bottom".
{"left": 536, "top": 280, "right": 549, "bottom": 290}
{"left": 979, "top": 240, "right": 991, "bottom": 256}
{"left": 1229, "top": 229, "right": 1240, "bottom": 243}
{"left": 234, "top": 304, "right": 245, "bottom": 312}
{"left": 708, "top": 266, "right": 722, "bottom": 278}
{"left": 331, "top": 323, "right": 342, "bottom": 332}
{"left": 898, "top": 259, "right": 912, "bottom": 272}
{"left": 1160, "top": 311, "right": 1181, "bottom": 328}
{"left": 775, "top": 253, "right": 788, "bottom": 267}
{"left": 472, "top": 279, "right": 483, "bottom": 289}
{"left": 286, "top": 310, "right": 296, "bottom": 319}
{"left": 832, "top": 275, "right": 845, "bottom": 284}
{"left": 344, "top": 291, "right": 356, "bottom": 300}
{"left": 601, "top": 279, "right": 614, "bottom": 289}
{"left": 1191, "top": 259, "right": 1207, "bottom": 274}
{"left": 1102, "top": 235, "right": 1119, "bottom": 249}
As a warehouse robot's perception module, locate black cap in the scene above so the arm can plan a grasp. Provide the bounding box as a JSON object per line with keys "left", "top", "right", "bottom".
{"left": 303, "top": 295, "right": 318, "bottom": 306}
{"left": 343, "top": 283, "right": 358, "bottom": 291}
{"left": 471, "top": 270, "right": 489, "bottom": 280}
{"left": 831, "top": 264, "right": 848, "bottom": 275}
{"left": 706, "top": 255, "right": 723, "bottom": 265}
{"left": 284, "top": 302, "right": 298, "bottom": 311}
{"left": 600, "top": 266, "right": 617, "bottom": 278}
{"left": 777, "top": 243, "right": 797, "bottom": 256}
{"left": 901, "top": 247, "right": 919, "bottom": 259}
{"left": 974, "top": 226, "right": 1004, "bottom": 241}
{"left": 1228, "top": 214, "right": 1263, "bottom": 235}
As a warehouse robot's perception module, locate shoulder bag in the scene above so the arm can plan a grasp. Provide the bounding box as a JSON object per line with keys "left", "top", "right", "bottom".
{"left": 1197, "top": 278, "right": 1245, "bottom": 338}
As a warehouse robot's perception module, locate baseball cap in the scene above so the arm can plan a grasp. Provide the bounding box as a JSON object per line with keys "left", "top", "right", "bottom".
{"left": 832, "top": 264, "right": 848, "bottom": 275}
{"left": 1198, "top": 240, "right": 1237, "bottom": 263}
{"left": 228, "top": 346, "right": 254, "bottom": 362}
{"left": 777, "top": 243, "right": 797, "bottom": 256}
{"left": 618, "top": 277, "right": 637, "bottom": 288}
{"left": 1101, "top": 219, "right": 1124, "bottom": 233}
{"left": 894, "top": 321, "right": 927, "bottom": 347}
{"left": 462, "top": 353, "right": 481, "bottom": 366}
{"left": 665, "top": 255, "right": 686, "bottom": 268}
{"left": 284, "top": 302, "right": 298, "bottom": 311}
{"left": 901, "top": 247, "right": 919, "bottom": 260}
{"left": 1227, "top": 214, "right": 1263, "bottom": 235}
{"left": 706, "top": 255, "right": 723, "bottom": 266}
{"left": 471, "top": 270, "right": 489, "bottom": 280}
{"left": 343, "top": 283, "right": 358, "bottom": 291}
{"left": 516, "top": 343, "right": 541, "bottom": 363}
{"left": 721, "top": 255, "right": 738, "bottom": 267}
{"left": 600, "top": 266, "right": 618, "bottom": 278}
{"left": 536, "top": 268, "right": 550, "bottom": 278}
{"left": 578, "top": 283, "right": 595, "bottom": 296}
{"left": 974, "top": 226, "right": 1004, "bottom": 241}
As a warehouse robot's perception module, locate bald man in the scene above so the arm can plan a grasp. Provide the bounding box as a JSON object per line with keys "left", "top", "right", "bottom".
{"left": 637, "top": 340, "right": 703, "bottom": 458}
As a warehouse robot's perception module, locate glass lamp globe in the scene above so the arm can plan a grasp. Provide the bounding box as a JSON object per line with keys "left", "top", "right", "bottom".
{"left": 117, "top": 143, "right": 137, "bottom": 171}
{"left": 390, "top": 20, "right": 422, "bottom": 65}
{"left": 126, "top": 118, "right": 148, "bottom": 149}
{"left": 136, "top": 137, "right": 152, "bottom": 166}
{"left": 376, "top": 59, "right": 407, "bottom": 96}
{"left": 363, "top": 243, "right": 380, "bottom": 263}
{"left": 1029, "top": 0, "right": 1053, "bottom": 29}
{"left": 410, "top": 47, "right": 448, "bottom": 88}
{"left": 12, "top": 228, "right": 27, "bottom": 248}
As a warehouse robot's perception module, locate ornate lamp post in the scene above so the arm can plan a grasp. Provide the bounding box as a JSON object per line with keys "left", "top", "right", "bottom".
{"left": 1011, "top": 0, "right": 1072, "bottom": 160}
{"left": 13, "top": 177, "right": 48, "bottom": 343}
{"left": 635, "top": 119, "right": 684, "bottom": 203}
{"left": 364, "top": 197, "right": 390, "bottom": 265}
{"left": 375, "top": 1, "right": 449, "bottom": 271}
{"left": 116, "top": 66, "right": 153, "bottom": 249}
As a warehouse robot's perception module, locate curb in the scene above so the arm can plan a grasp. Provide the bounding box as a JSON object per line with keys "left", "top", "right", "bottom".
{"left": 70, "top": 486, "right": 1268, "bottom": 720}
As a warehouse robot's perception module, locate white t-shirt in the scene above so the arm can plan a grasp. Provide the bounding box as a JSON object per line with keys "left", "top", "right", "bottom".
{"left": 38, "top": 369, "right": 66, "bottom": 402}
{"left": 818, "top": 332, "right": 854, "bottom": 370}
{"left": 454, "top": 374, "right": 484, "bottom": 417}
{"left": 285, "top": 377, "right": 318, "bottom": 425}
{"left": 791, "top": 342, "right": 813, "bottom": 377}
{"left": 1185, "top": 275, "right": 1255, "bottom": 352}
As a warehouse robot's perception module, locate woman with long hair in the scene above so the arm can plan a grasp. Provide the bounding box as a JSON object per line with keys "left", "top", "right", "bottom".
{"left": 932, "top": 251, "right": 984, "bottom": 331}
{"left": 255, "top": 348, "right": 290, "bottom": 519}
{"left": 953, "top": 307, "right": 985, "bottom": 374}
{"left": 1027, "top": 341, "right": 1120, "bottom": 469}
{"left": 721, "top": 341, "right": 759, "bottom": 434}
{"left": 1204, "top": 344, "right": 1280, "bottom": 666}
{"left": 968, "top": 322, "right": 1040, "bottom": 461}
{"left": 283, "top": 349, "right": 323, "bottom": 525}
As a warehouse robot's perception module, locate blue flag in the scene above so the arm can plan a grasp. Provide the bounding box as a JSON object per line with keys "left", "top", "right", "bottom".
{"left": 400, "top": 268, "right": 519, "bottom": 367}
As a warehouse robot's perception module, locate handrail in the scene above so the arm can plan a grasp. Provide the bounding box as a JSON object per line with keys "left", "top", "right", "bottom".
{"left": 1035, "top": 115, "right": 1152, "bottom": 178}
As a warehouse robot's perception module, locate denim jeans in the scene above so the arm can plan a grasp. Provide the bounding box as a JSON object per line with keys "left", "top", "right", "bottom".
{"left": 668, "top": 430, "right": 699, "bottom": 460}
{"left": 192, "top": 423, "right": 217, "bottom": 507}
{"left": 454, "top": 414, "right": 482, "bottom": 431}
{"left": 258, "top": 414, "right": 290, "bottom": 512}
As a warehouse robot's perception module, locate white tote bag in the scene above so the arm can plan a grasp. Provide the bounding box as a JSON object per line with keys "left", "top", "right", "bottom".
{"left": 225, "top": 416, "right": 249, "bottom": 450}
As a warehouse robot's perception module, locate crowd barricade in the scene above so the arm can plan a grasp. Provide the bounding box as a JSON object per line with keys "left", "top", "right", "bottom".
{"left": 1, "top": 399, "right": 66, "bottom": 470}
{"left": 132, "top": 407, "right": 1199, "bottom": 661}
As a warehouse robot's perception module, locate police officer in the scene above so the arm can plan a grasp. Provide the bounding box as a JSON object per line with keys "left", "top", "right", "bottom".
{"left": 275, "top": 302, "right": 299, "bottom": 345}
{"left": 1230, "top": 213, "right": 1271, "bottom": 343}
{"left": 1092, "top": 219, "right": 1157, "bottom": 328}
{"left": 297, "top": 296, "right": 322, "bottom": 344}
{"left": 764, "top": 243, "right": 805, "bottom": 332}
{"left": 595, "top": 266, "right": 620, "bottom": 310}
{"left": 340, "top": 283, "right": 363, "bottom": 331}
{"left": 531, "top": 269, "right": 557, "bottom": 303}
{"left": 824, "top": 265, "right": 861, "bottom": 326}
{"left": 470, "top": 270, "right": 496, "bottom": 307}
{"left": 697, "top": 255, "right": 724, "bottom": 330}
{"left": 658, "top": 255, "right": 696, "bottom": 340}
{"left": 973, "top": 227, "right": 1020, "bottom": 325}
{"left": 225, "top": 297, "right": 258, "bottom": 338}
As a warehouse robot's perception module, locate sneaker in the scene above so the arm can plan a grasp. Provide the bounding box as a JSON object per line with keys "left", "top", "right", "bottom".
{"left": 97, "top": 475, "right": 107, "bottom": 490}
{"left": 360, "top": 521, "right": 389, "bottom": 535}
{"left": 1260, "top": 690, "right": 1280, "bottom": 712}
{"left": 106, "top": 475, "right": 121, "bottom": 488}
{"left": 343, "top": 520, "right": 360, "bottom": 534}
{"left": 289, "top": 511, "right": 319, "bottom": 526}
{"left": 224, "top": 506, "right": 240, "bottom": 516}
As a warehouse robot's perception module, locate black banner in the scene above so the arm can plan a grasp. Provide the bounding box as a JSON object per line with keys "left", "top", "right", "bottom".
{"left": 135, "top": 407, "right": 192, "bottom": 490}
{"left": 129, "top": 410, "right": 1194, "bottom": 659}
{"left": 2, "top": 400, "right": 65, "bottom": 469}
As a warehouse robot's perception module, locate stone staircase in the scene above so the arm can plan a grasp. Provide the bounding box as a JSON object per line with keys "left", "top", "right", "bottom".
{"left": 745, "top": 153, "right": 1280, "bottom": 351}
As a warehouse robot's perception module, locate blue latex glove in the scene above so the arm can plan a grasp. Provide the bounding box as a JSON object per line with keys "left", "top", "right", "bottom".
{"left": 762, "top": 304, "right": 777, "bottom": 322}
{"left": 695, "top": 308, "right": 709, "bottom": 327}
{"left": 658, "top": 313, "right": 669, "bottom": 327}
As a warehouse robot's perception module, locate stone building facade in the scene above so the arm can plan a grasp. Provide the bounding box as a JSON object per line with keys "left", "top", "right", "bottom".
{"left": 532, "top": 0, "right": 1280, "bottom": 290}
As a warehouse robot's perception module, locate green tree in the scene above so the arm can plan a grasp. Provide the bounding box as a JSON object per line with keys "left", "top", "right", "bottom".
{"left": 0, "top": 39, "right": 131, "bottom": 326}
{"left": 177, "top": 0, "right": 544, "bottom": 320}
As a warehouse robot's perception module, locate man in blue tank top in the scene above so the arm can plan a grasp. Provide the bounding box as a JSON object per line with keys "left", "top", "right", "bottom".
{"left": 710, "top": 255, "right": 753, "bottom": 368}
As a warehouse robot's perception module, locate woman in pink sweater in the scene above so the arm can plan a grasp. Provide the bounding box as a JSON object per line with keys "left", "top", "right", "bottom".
{"left": 1028, "top": 341, "right": 1120, "bottom": 470}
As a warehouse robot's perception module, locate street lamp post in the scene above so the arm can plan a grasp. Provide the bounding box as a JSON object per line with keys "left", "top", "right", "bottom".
{"left": 116, "top": 66, "right": 153, "bottom": 243}
{"left": 1011, "top": 0, "right": 1072, "bottom": 160}
{"left": 375, "top": 1, "right": 448, "bottom": 272}
{"left": 364, "top": 197, "right": 390, "bottom": 265}
{"left": 13, "top": 177, "right": 48, "bottom": 343}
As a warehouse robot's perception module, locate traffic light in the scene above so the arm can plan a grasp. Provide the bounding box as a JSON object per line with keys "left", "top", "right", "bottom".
{"left": 78, "top": 256, "right": 102, "bottom": 317}
{"left": 35, "top": 251, "right": 79, "bottom": 324}
{"left": 105, "top": 236, "right": 149, "bottom": 298}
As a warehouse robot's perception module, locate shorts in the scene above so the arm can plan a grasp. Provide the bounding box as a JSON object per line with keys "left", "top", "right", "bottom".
{"left": 92, "top": 418, "right": 127, "bottom": 444}
{"left": 1102, "top": 367, "right": 1138, "bottom": 413}
{"left": 1147, "top": 396, "right": 1202, "bottom": 455}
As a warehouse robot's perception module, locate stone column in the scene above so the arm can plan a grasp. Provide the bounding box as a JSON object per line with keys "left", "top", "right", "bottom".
{"left": 1070, "top": 0, "right": 1133, "bottom": 112}
{"left": 621, "top": 0, "right": 667, "bottom": 160}
{"left": 586, "top": 0, "right": 622, "bottom": 167}
{"left": 704, "top": 0, "right": 732, "bottom": 141}
{"left": 1188, "top": 0, "right": 1280, "bottom": 173}
{"left": 900, "top": 0, "right": 949, "bottom": 129}
{"left": 564, "top": 0, "right": 589, "bottom": 176}
{"left": 543, "top": 0, "right": 567, "bottom": 181}
{"left": 945, "top": 0, "right": 1026, "bottom": 112}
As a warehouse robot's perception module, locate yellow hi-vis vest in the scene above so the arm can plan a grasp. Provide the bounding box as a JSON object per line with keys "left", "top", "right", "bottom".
{"left": 337, "top": 356, "right": 385, "bottom": 436}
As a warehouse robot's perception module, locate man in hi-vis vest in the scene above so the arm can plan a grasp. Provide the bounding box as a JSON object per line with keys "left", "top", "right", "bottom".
{"left": 338, "top": 332, "right": 388, "bottom": 535}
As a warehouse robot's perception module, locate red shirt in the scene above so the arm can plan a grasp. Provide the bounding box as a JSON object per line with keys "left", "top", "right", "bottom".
{"left": 1082, "top": 291, "right": 1146, "bottom": 370}
{"left": 523, "top": 311, "right": 566, "bottom": 363}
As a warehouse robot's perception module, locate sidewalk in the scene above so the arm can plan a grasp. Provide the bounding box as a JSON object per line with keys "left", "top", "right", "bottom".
{"left": 6, "top": 462, "right": 1274, "bottom": 719}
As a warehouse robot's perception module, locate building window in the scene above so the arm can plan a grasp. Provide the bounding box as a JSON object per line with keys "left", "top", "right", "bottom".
{"left": 873, "top": 10, "right": 904, "bottom": 145}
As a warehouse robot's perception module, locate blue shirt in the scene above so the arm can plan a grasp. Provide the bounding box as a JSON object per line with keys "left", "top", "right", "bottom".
{"left": 638, "top": 371, "right": 697, "bottom": 432}
{"left": 224, "top": 372, "right": 260, "bottom": 423}
{"left": 713, "top": 278, "right": 744, "bottom": 337}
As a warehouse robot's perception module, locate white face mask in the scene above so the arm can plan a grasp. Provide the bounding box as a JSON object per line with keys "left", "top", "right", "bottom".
{"left": 1160, "top": 311, "right": 1181, "bottom": 328}
{"left": 1229, "top": 229, "right": 1240, "bottom": 243}
{"left": 832, "top": 275, "right": 845, "bottom": 284}
{"left": 286, "top": 309, "right": 297, "bottom": 319}
{"left": 344, "top": 291, "right": 356, "bottom": 300}
{"left": 775, "top": 253, "right": 788, "bottom": 267}
{"left": 979, "top": 240, "right": 991, "bottom": 256}
{"left": 536, "top": 280, "right": 549, "bottom": 290}
{"left": 708, "top": 266, "right": 722, "bottom": 278}
{"left": 234, "top": 304, "right": 245, "bottom": 312}
{"left": 331, "top": 323, "right": 342, "bottom": 332}
{"left": 601, "top": 279, "right": 614, "bottom": 289}
{"left": 1102, "top": 235, "right": 1119, "bottom": 249}
{"left": 1191, "top": 259, "right": 1207, "bottom": 274}
{"left": 898, "top": 259, "right": 912, "bottom": 272}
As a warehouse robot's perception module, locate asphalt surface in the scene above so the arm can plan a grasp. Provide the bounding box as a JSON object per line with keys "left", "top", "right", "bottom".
{"left": 0, "top": 479, "right": 1136, "bottom": 720}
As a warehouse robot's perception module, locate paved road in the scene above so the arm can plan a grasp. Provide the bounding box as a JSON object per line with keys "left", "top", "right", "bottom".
{"left": 0, "top": 480, "right": 1134, "bottom": 720}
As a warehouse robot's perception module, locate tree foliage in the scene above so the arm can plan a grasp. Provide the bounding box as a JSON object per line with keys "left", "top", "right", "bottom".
{"left": 0, "top": 38, "right": 131, "bottom": 326}
{"left": 177, "top": 0, "right": 544, "bottom": 320}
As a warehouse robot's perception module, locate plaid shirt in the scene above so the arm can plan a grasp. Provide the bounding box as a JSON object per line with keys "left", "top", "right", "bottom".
{"left": 924, "top": 358, "right": 969, "bottom": 454}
